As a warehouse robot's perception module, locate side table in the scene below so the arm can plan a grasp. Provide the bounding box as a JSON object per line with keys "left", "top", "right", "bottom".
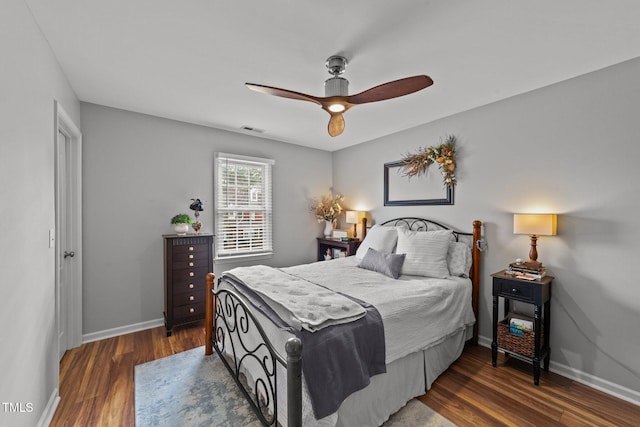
{"left": 491, "top": 270, "right": 553, "bottom": 385}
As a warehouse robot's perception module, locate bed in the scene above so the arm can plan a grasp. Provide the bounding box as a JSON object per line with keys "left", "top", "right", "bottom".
{"left": 205, "top": 217, "right": 482, "bottom": 427}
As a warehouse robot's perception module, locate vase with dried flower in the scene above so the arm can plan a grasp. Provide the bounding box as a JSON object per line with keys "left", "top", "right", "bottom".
{"left": 311, "top": 192, "right": 344, "bottom": 238}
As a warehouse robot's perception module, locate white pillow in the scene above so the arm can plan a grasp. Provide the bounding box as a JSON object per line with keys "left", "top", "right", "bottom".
{"left": 395, "top": 229, "right": 452, "bottom": 278}
{"left": 447, "top": 241, "right": 472, "bottom": 277}
{"left": 355, "top": 225, "right": 398, "bottom": 260}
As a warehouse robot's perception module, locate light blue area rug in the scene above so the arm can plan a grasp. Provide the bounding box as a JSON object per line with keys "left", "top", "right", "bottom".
{"left": 135, "top": 346, "right": 457, "bottom": 427}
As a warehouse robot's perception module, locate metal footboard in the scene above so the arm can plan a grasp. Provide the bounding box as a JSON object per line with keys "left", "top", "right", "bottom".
{"left": 205, "top": 273, "right": 302, "bottom": 427}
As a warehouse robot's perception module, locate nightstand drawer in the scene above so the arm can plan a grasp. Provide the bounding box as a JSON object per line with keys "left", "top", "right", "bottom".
{"left": 495, "top": 278, "right": 533, "bottom": 301}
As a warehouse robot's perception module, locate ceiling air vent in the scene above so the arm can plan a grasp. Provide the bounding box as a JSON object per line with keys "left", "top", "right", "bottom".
{"left": 241, "top": 126, "right": 265, "bottom": 133}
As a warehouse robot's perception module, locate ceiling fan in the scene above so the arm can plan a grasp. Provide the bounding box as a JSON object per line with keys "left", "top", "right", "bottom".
{"left": 246, "top": 56, "right": 434, "bottom": 137}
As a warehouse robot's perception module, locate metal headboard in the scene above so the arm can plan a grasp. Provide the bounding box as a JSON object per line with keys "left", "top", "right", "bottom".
{"left": 379, "top": 217, "right": 473, "bottom": 242}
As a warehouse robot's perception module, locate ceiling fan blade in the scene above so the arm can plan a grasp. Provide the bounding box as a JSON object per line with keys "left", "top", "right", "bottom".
{"left": 346, "top": 75, "right": 433, "bottom": 105}
{"left": 246, "top": 83, "right": 322, "bottom": 105}
{"left": 328, "top": 113, "right": 345, "bottom": 137}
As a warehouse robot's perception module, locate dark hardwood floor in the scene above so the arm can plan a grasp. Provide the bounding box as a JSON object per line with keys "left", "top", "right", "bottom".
{"left": 51, "top": 323, "right": 640, "bottom": 426}
{"left": 51, "top": 323, "right": 207, "bottom": 426}
{"left": 420, "top": 345, "right": 640, "bottom": 426}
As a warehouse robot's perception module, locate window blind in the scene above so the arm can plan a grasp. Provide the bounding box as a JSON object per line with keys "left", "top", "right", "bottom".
{"left": 214, "top": 153, "right": 274, "bottom": 258}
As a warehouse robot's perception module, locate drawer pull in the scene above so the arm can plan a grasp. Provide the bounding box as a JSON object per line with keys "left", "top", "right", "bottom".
{"left": 188, "top": 246, "right": 194, "bottom": 251}
{"left": 188, "top": 254, "right": 194, "bottom": 259}
{"left": 511, "top": 288, "right": 519, "bottom": 294}
{"left": 189, "top": 295, "right": 194, "bottom": 301}
{"left": 189, "top": 283, "right": 194, "bottom": 289}
{"left": 189, "top": 272, "right": 194, "bottom": 277}
{"left": 189, "top": 307, "right": 195, "bottom": 313}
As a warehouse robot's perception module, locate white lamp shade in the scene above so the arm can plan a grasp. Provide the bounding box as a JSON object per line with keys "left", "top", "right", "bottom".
{"left": 345, "top": 211, "right": 359, "bottom": 224}
{"left": 513, "top": 214, "right": 557, "bottom": 236}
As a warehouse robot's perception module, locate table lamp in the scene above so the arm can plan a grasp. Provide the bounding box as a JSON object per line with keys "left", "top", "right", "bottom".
{"left": 346, "top": 211, "right": 360, "bottom": 239}
{"left": 513, "top": 213, "right": 557, "bottom": 270}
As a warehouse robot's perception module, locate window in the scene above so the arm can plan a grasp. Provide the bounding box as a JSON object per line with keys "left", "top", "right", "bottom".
{"left": 214, "top": 153, "right": 274, "bottom": 259}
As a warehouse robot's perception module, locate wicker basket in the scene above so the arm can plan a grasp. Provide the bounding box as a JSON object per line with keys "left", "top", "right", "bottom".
{"left": 497, "top": 314, "right": 543, "bottom": 358}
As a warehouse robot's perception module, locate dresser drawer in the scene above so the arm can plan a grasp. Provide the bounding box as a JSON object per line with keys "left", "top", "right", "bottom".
{"left": 171, "top": 266, "right": 209, "bottom": 283}
{"left": 495, "top": 278, "right": 533, "bottom": 301}
{"left": 171, "top": 258, "right": 210, "bottom": 270}
{"left": 171, "top": 249, "right": 209, "bottom": 262}
{"left": 172, "top": 243, "right": 209, "bottom": 255}
{"left": 173, "top": 277, "right": 206, "bottom": 294}
{"left": 173, "top": 290, "right": 206, "bottom": 306}
{"left": 173, "top": 302, "right": 205, "bottom": 319}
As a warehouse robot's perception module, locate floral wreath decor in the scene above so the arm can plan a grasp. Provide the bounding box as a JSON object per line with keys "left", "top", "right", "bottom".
{"left": 401, "top": 134, "right": 457, "bottom": 188}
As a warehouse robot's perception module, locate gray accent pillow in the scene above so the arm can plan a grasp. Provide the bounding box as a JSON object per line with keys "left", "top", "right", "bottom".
{"left": 358, "top": 247, "right": 406, "bottom": 279}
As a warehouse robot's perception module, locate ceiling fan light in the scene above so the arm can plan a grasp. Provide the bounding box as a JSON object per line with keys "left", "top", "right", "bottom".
{"left": 328, "top": 103, "right": 346, "bottom": 113}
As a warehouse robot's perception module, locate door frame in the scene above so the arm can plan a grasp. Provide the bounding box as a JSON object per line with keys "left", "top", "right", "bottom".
{"left": 54, "top": 101, "right": 83, "bottom": 352}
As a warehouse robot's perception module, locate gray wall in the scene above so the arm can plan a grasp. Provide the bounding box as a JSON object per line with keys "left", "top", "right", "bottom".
{"left": 332, "top": 58, "right": 640, "bottom": 398}
{"left": 80, "top": 103, "right": 332, "bottom": 334}
{"left": 0, "top": 1, "right": 81, "bottom": 426}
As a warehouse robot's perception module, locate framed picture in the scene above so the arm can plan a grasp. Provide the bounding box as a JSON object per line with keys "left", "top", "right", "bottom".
{"left": 384, "top": 160, "right": 454, "bottom": 206}
{"left": 332, "top": 248, "right": 345, "bottom": 258}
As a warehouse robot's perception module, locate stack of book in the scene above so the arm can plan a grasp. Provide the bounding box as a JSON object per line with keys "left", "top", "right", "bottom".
{"left": 507, "top": 262, "right": 546, "bottom": 281}
{"left": 509, "top": 316, "right": 534, "bottom": 336}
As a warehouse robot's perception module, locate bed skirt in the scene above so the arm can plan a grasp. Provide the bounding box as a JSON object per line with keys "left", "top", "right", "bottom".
{"left": 268, "top": 325, "right": 469, "bottom": 427}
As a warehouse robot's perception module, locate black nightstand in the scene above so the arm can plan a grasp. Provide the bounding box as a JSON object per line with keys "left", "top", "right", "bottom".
{"left": 491, "top": 270, "right": 554, "bottom": 385}
{"left": 316, "top": 238, "right": 361, "bottom": 261}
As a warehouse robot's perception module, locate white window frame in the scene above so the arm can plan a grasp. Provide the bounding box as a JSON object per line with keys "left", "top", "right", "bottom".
{"left": 214, "top": 152, "right": 274, "bottom": 261}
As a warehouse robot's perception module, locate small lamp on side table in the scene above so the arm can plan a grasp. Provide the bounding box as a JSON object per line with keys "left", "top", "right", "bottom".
{"left": 513, "top": 213, "right": 557, "bottom": 269}
{"left": 346, "top": 211, "right": 360, "bottom": 239}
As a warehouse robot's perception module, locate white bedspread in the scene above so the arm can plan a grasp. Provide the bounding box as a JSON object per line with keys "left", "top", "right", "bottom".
{"left": 282, "top": 256, "right": 476, "bottom": 363}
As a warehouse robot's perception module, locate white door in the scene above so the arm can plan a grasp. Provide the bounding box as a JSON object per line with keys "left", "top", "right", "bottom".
{"left": 55, "top": 102, "right": 82, "bottom": 361}
{"left": 56, "top": 129, "right": 70, "bottom": 360}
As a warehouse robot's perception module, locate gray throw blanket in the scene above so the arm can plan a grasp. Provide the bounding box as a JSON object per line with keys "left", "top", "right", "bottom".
{"left": 295, "top": 295, "right": 385, "bottom": 419}
{"left": 221, "top": 270, "right": 386, "bottom": 420}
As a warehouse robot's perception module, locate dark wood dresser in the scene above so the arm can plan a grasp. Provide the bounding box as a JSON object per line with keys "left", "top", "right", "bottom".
{"left": 163, "top": 234, "right": 213, "bottom": 336}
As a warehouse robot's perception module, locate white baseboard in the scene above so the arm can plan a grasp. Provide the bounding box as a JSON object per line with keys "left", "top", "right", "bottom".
{"left": 82, "top": 318, "right": 164, "bottom": 344}
{"left": 550, "top": 360, "right": 640, "bottom": 406}
{"left": 477, "top": 335, "right": 640, "bottom": 407}
{"left": 36, "top": 388, "right": 60, "bottom": 427}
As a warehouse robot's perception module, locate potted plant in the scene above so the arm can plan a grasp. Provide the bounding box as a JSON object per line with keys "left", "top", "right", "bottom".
{"left": 171, "top": 213, "right": 192, "bottom": 235}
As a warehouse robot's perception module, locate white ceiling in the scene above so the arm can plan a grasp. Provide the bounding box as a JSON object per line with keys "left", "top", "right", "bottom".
{"left": 25, "top": 0, "right": 640, "bottom": 151}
